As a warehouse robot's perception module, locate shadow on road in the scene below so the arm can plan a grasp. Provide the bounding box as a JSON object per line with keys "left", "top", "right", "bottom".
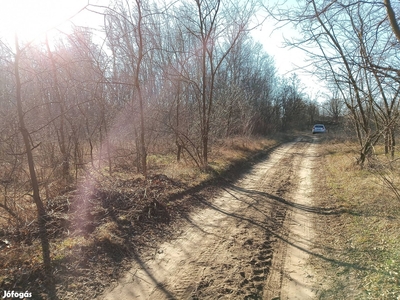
{"left": 225, "top": 184, "right": 347, "bottom": 215}
{"left": 192, "top": 185, "right": 390, "bottom": 277}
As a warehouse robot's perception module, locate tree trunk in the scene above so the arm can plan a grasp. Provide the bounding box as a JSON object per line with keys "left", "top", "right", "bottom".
{"left": 391, "top": 127, "right": 395, "bottom": 159}
{"left": 15, "top": 36, "right": 57, "bottom": 300}
{"left": 134, "top": 0, "right": 147, "bottom": 178}
{"left": 176, "top": 88, "right": 182, "bottom": 162}
{"left": 385, "top": 129, "right": 389, "bottom": 155}
{"left": 45, "top": 36, "right": 70, "bottom": 184}
{"left": 385, "top": 0, "right": 400, "bottom": 42}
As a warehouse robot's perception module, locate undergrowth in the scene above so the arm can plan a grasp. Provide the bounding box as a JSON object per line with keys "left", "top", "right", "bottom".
{"left": 0, "top": 134, "right": 285, "bottom": 299}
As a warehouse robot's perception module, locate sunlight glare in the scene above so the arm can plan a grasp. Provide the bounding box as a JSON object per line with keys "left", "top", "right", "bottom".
{"left": 0, "top": 0, "right": 88, "bottom": 43}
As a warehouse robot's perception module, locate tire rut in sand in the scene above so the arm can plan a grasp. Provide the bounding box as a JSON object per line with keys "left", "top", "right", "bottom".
{"left": 264, "top": 136, "right": 316, "bottom": 300}
{"left": 191, "top": 141, "right": 300, "bottom": 299}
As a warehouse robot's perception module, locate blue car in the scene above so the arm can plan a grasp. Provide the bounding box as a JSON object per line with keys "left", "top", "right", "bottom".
{"left": 312, "top": 124, "right": 326, "bottom": 134}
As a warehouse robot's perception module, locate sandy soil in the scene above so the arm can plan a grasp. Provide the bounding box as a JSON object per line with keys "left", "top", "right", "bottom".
{"left": 265, "top": 137, "right": 318, "bottom": 300}
{"left": 97, "top": 136, "right": 319, "bottom": 300}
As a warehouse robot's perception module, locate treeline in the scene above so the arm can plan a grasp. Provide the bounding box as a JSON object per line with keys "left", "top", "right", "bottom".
{"left": 279, "top": 0, "right": 400, "bottom": 165}
{"left": 0, "top": 0, "right": 319, "bottom": 197}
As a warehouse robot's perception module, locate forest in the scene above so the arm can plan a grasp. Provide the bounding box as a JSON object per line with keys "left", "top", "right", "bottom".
{"left": 0, "top": 0, "right": 320, "bottom": 183}
{"left": 1, "top": 0, "right": 400, "bottom": 299}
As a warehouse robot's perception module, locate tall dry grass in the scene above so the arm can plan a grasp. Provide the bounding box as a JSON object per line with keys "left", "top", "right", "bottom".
{"left": 314, "top": 136, "right": 400, "bottom": 299}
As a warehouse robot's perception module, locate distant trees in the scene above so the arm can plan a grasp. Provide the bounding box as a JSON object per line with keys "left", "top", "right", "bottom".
{"left": 277, "top": 74, "right": 309, "bottom": 131}
{"left": 104, "top": 0, "right": 150, "bottom": 176}
{"left": 325, "top": 96, "right": 344, "bottom": 123}
{"left": 277, "top": 0, "right": 400, "bottom": 165}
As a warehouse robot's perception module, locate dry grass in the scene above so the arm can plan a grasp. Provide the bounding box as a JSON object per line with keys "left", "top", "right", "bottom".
{"left": 0, "top": 134, "right": 284, "bottom": 299}
{"left": 161, "top": 135, "right": 281, "bottom": 186}
{"left": 314, "top": 138, "right": 400, "bottom": 300}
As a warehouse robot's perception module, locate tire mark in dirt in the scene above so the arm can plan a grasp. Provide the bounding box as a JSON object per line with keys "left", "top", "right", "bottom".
{"left": 280, "top": 137, "right": 317, "bottom": 300}
{"left": 98, "top": 138, "right": 308, "bottom": 300}
{"left": 264, "top": 136, "right": 318, "bottom": 299}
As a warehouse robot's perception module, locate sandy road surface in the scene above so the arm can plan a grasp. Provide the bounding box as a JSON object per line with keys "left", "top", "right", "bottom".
{"left": 98, "top": 136, "right": 319, "bottom": 299}
{"left": 265, "top": 137, "right": 318, "bottom": 299}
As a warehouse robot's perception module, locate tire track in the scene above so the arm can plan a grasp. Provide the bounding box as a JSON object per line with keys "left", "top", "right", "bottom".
{"left": 279, "top": 138, "right": 317, "bottom": 300}
{"left": 264, "top": 136, "right": 317, "bottom": 299}
{"left": 98, "top": 138, "right": 310, "bottom": 300}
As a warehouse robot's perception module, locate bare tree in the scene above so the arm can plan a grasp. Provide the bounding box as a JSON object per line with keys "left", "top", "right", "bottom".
{"left": 14, "top": 36, "right": 56, "bottom": 300}
{"left": 104, "top": 0, "right": 151, "bottom": 176}
{"left": 274, "top": 0, "right": 400, "bottom": 165}
{"left": 173, "top": 0, "right": 260, "bottom": 168}
{"left": 45, "top": 36, "right": 72, "bottom": 184}
{"left": 326, "top": 96, "right": 344, "bottom": 123}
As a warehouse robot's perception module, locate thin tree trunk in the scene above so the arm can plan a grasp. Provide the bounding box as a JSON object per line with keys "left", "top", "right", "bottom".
{"left": 45, "top": 36, "right": 70, "bottom": 184}
{"left": 15, "top": 36, "right": 57, "bottom": 300}
{"left": 176, "top": 87, "right": 182, "bottom": 162}
{"left": 134, "top": 0, "right": 147, "bottom": 177}
{"left": 385, "top": 129, "right": 389, "bottom": 155}
{"left": 391, "top": 127, "right": 395, "bottom": 159}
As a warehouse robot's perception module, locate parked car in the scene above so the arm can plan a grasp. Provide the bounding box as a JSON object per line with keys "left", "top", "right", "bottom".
{"left": 312, "top": 124, "right": 326, "bottom": 134}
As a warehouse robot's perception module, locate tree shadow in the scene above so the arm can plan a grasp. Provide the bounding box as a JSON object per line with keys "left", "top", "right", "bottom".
{"left": 100, "top": 207, "right": 177, "bottom": 299}
{"left": 225, "top": 183, "right": 349, "bottom": 216}
{"left": 191, "top": 188, "right": 389, "bottom": 277}
{"left": 129, "top": 249, "right": 177, "bottom": 299}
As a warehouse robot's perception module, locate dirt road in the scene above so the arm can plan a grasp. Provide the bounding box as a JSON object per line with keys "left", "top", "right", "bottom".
{"left": 98, "top": 136, "right": 319, "bottom": 299}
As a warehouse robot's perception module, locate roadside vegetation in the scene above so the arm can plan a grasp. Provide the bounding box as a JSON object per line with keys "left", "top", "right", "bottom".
{"left": 275, "top": 1, "right": 400, "bottom": 295}
{"left": 313, "top": 133, "right": 400, "bottom": 299}
{"left": 0, "top": 135, "right": 286, "bottom": 299}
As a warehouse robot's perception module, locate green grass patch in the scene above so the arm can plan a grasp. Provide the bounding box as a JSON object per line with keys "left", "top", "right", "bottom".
{"left": 51, "top": 236, "right": 89, "bottom": 261}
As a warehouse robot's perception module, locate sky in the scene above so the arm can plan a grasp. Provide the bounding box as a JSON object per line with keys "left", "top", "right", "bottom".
{"left": 0, "top": 0, "right": 326, "bottom": 101}
{"left": 0, "top": 0, "right": 104, "bottom": 43}
{"left": 251, "top": 18, "right": 325, "bottom": 100}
